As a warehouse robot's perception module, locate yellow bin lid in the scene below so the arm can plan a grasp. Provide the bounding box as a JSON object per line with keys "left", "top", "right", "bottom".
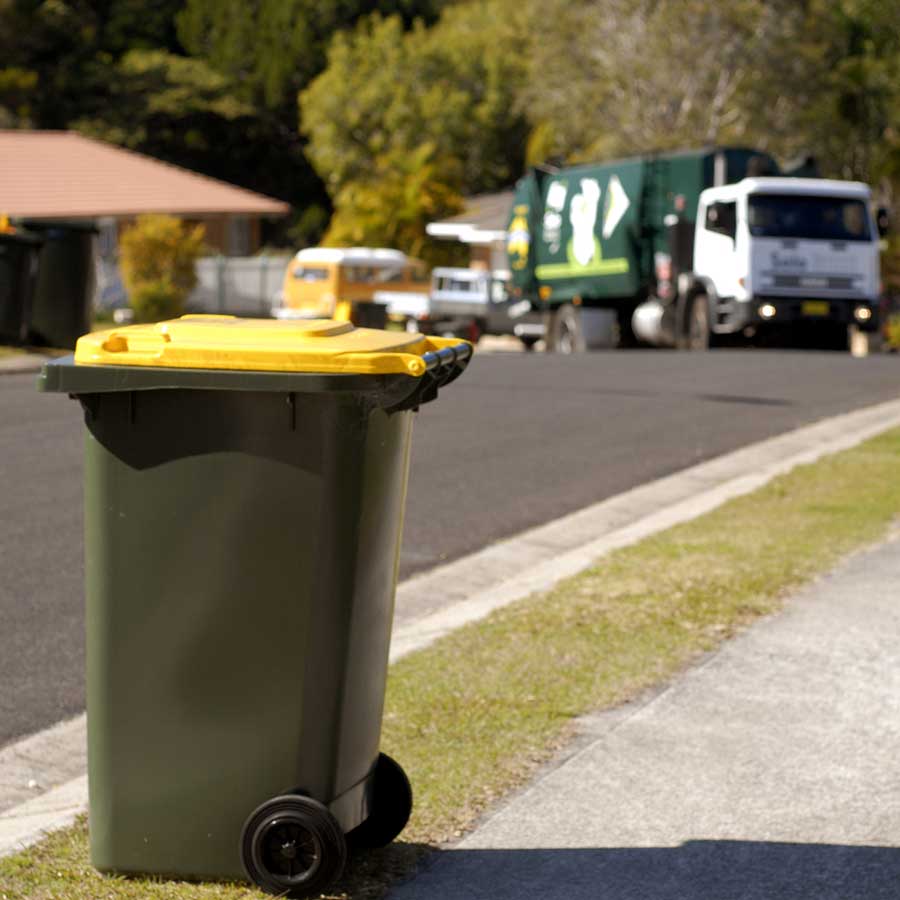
{"left": 75, "top": 315, "right": 458, "bottom": 377}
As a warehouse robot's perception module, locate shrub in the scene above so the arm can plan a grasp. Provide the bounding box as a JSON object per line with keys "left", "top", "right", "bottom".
{"left": 129, "top": 280, "right": 186, "bottom": 324}
{"left": 119, "top": 215, "right": 205, "bottom": 323}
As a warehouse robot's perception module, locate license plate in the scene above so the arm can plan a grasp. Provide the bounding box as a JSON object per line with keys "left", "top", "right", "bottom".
{"left": 802, "top": 301, "right": 830, "bottom": 317}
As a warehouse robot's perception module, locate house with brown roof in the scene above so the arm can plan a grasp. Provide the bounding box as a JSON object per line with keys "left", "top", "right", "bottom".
{"left": 0, "top": 130, "right": 289, "bottom": 256}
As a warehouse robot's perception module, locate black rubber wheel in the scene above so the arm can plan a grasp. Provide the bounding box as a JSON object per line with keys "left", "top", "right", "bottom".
{"left": 347, "top": 753, "right": 413, "bottom": 850}
{"left": 240, "top": 794, "right": 347, "bottom": 898}
{"left": 520, "top": 336, "right": 539, "bottom": 351}
{"left": 684, "top": 293, "right": 710, "bottom": 351}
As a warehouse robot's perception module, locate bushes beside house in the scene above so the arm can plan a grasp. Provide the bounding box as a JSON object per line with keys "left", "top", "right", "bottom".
{"left": 120, "top": 215, "right": 206, "bottom": 322}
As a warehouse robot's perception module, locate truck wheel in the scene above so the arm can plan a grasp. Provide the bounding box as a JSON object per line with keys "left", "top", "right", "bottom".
{"left": 547, "top": 304, "right": 586, "bottom": 354}
{"left": 241, "top": 794, "right": 346, "bottom": 897}
{"left": 520, "top": 336, "right": 539, "bottom": 351}
{"left": 683, "top": 293, "right": 710, "bottom": 351}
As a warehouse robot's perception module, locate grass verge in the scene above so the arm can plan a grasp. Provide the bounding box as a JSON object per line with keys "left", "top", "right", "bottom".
{"left": 4, "top": 428, "right": 900, "bottom": 899}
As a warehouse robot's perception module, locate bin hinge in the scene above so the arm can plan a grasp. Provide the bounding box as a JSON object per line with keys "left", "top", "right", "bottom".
{"left": 384, "top": 342, "right": 473, "bottom": 414}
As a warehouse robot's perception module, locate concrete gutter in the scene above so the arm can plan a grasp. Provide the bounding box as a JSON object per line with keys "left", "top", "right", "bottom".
{"left": 0, "top": 354, "right": 50, "bottom": 376}
{"left": 3, "top": 396, "right": 900, "bottom": 857}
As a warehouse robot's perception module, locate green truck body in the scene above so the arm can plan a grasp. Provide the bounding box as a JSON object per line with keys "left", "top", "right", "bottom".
{"left": 507, "top": 147, "right": 779, "bottom": 310}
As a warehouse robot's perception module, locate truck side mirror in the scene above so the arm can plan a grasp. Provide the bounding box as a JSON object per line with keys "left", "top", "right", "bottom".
{"left": 876, "top": 207, "right": 890, "bottom": 238}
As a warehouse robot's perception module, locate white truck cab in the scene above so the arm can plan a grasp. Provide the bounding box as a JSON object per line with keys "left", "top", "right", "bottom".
{"left": 693, "top": 177, "right": 880, "bottom": 338}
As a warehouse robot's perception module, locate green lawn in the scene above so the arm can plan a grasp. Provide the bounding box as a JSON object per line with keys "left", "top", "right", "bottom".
{"left": 4, "top": 428, "right": 900, "bottom": 900}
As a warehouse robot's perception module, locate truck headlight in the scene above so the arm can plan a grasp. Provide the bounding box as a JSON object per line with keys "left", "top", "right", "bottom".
{"left": 759, "top": 303, "right": 777, "bottom": 319}
{"left": 854, "top": 306, "right": 872, "bottom": 322}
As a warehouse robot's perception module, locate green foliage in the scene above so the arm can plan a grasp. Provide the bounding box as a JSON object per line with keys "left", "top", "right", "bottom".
{"left": 177, "top": 0, "right": 449, "bottom": 111}
{"left": 301, "top": 3, "right": 529, "bottom": 256}
{"left": 119, "top": 215, "right": 206, "bottom": 323}
{"left": 2, "top": 0, "right": 899, "bottom": 255}
{"left": 0, "top": 0, "right": 186, "bottom": 127}
{"left": 518, "top": 0, "right": 900, "bottom": 191}
{"left": 519, "top": 0, "right": 805, "bottom": 163}
{"left": 303, "top": 7, "right": 528, "bottom": 194}
{"left": 71, "top": 49, "right": 253, "bottom": 151}
{"left": 0, "top": 65, "right": 37, "bottom": 126}
{"left": 792, "top": 0, "right": 900, "bottom": 183}
{"left": 127, "top": 280, "right": 187, "bottom": 324}
{"left": 324, "top": 143, "right": 466, "bottom": 265}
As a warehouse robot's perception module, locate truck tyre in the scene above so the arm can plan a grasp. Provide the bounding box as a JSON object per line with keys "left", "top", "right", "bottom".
{"left": 681, "top": 292, "right": 710, "bottom": 351}
{"left": 546, "top": 304, "right": 586, "bottom": 354}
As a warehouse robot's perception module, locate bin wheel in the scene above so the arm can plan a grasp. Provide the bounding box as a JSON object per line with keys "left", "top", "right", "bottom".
{"left": 240, "top": 794, "right": 346, "bottom": 897}
{"left": 348, "top": 753, "right": 413, "bottom": 849}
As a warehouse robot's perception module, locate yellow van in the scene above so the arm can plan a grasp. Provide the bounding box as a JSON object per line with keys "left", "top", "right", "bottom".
{"left": 275, "top": 247, "right": 429, "bottom": 327}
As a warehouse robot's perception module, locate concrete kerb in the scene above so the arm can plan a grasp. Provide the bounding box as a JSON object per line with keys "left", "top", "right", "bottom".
{"left": 3, "top": 395, "right": 900, "bottom": 859}
{"left": 0, "top": 353, "right": 52, "bottom": 376}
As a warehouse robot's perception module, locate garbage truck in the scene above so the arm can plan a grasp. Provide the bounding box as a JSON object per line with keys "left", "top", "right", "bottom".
{"left": 506, "top": 146, "right": 884, "bottom": 351}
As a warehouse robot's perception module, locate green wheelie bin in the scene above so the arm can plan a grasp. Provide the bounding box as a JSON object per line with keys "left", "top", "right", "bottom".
{"left": 38, "top": 315, "right": 472, "bottom": 897}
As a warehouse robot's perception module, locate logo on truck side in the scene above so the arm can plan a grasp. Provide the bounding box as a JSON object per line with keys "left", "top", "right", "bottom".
{"left": 571, "top": 179, "right": 602, "bottom": 266}
{"left": 507, "top": 204, "right": 531, "bottom": 271}
{"left": 535, "top": 176, "right": 631, "bottom": 280}
{"left": 602, "top": 175, "right": 631, "bottom": 239}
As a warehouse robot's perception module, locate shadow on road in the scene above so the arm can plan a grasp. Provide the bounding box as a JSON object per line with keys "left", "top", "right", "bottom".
{"left": 404, "top": 841, "right": 900, "bottom": 899}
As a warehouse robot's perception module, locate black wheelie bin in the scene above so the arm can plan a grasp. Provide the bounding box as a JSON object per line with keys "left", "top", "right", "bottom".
{"left": 24, "top": 220, "right": 97, "bottom": 350}
{"left": 0, "top": 228, "right": 42, "bottom": 344}
{"left": 38, "top": 315, "right": 472, "bottom": 897}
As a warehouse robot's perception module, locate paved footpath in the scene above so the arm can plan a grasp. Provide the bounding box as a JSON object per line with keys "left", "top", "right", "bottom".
{"left": 390, "top": 536, "right": 900, "bottom": 900}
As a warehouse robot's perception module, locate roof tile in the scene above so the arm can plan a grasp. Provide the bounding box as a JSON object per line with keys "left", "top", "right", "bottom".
{"left": 0, "top": 131, "right": 290, "bottom": 219}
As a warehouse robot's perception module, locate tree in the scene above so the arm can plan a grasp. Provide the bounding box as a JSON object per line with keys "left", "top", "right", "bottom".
{"left": 518, "top": 0, "right": 805, "bottom": 163}
{"left": 177, "top": 0, "right": 449, "bottom": 110}
{"left": 324, "top": 143, "right": 466, "bottom": 265}
{"left": 517, "top": 0, "right": 900, "bottom": 192}
{"left": 301, "top": 3, "right": 530, "bottom": 256}
{"left": 790, "top": 0, "right": 900, "bottom": 184}
{"left": 174, "top": 0, "right": 454, "bottom": 246}
{"left": 0, "top": 0, "right": 185, "bottom": 127}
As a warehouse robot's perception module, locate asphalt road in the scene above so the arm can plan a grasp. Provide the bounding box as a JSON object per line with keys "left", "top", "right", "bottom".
{"left": 3, "top": 349, "right": 900, "bottom": 747}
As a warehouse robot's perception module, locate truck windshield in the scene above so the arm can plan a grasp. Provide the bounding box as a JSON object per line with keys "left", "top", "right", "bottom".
{"left": 747, "top": 194, "right": 871, "bottom": 242}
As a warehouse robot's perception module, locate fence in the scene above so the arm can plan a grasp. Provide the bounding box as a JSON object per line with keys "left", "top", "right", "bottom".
{"left": 186, "top": 255, "right": 292, "bottom": 317}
